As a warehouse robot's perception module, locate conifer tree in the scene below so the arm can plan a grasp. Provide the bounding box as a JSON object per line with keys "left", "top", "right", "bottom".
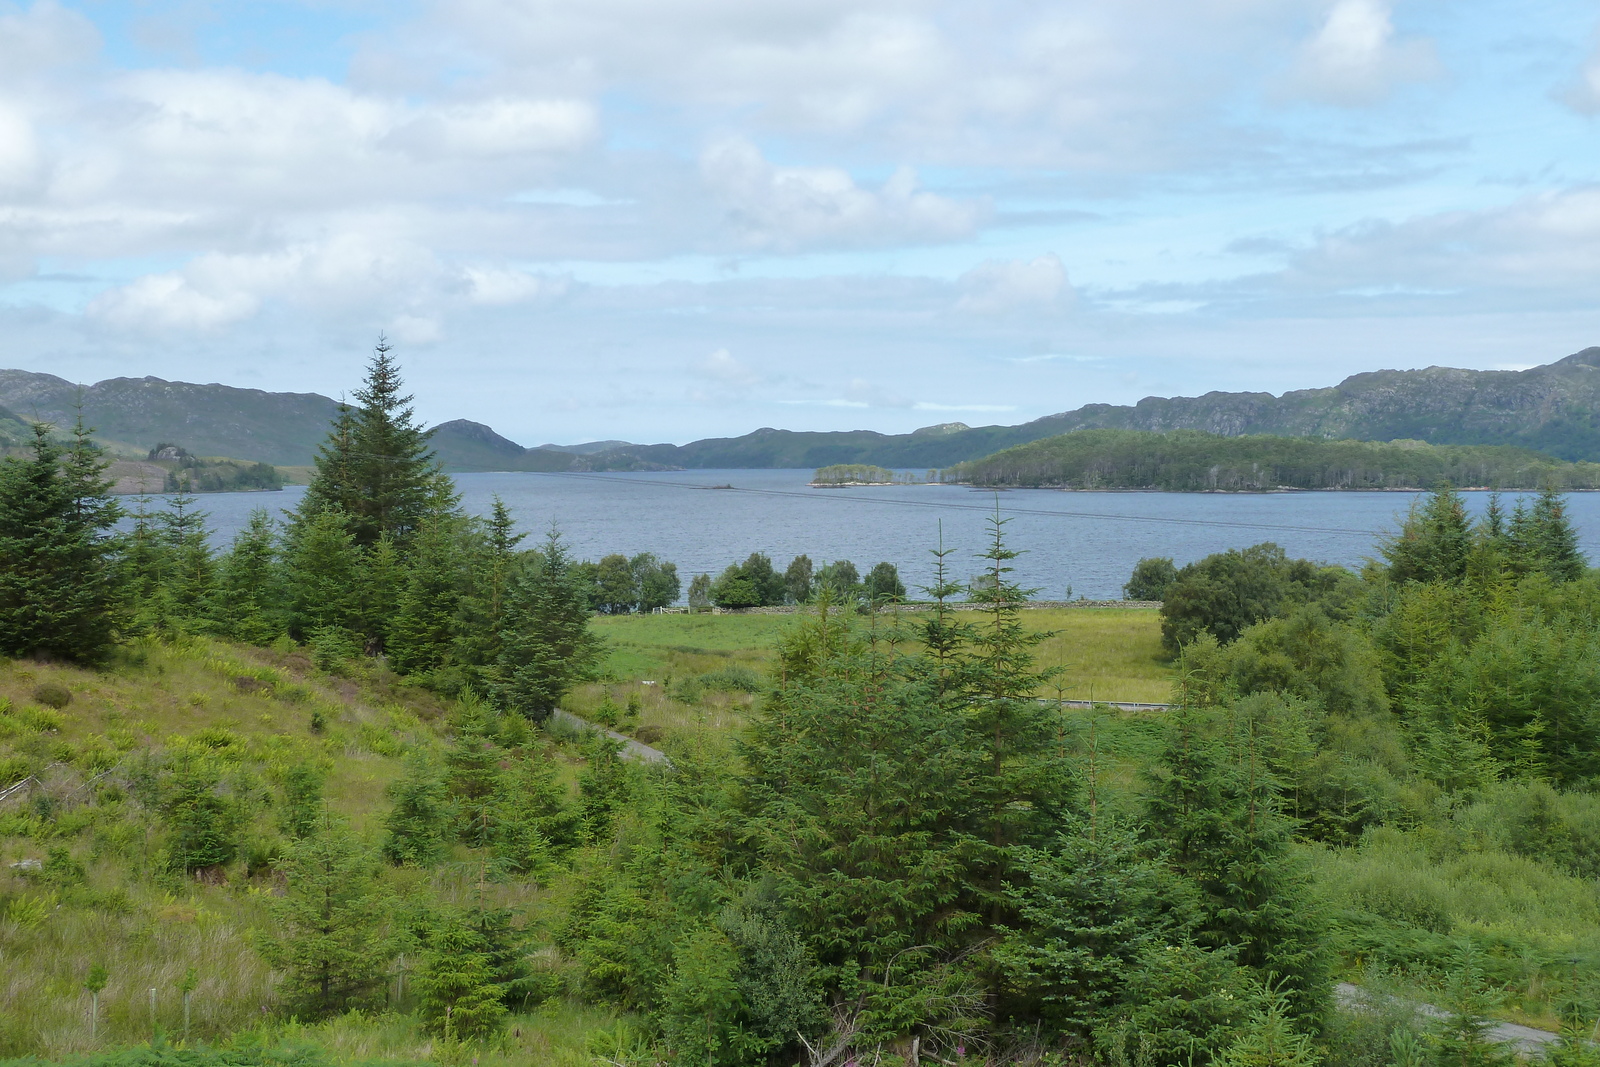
{"left": 0, "top": 418, "right": 122, "bottom": 661}
{"left": 495, "top": 528, "right": 604, "bottom": 722}
{"left": 964, "top": 506, "right": 1070, "bottom": 913}
{"left": 389, "top": 518, "right": 466, "bottom": 671}
{"left": 454, "top": 497, "right": 526, "bottom": 673}
{"left": 211, "top": 509, "right": 283, "bottom": 643}
{"left": 1383, "top": 483, "right": 1471, "bottom": 584}
{"left": 285, "top": 510, "right": 364, "bottom": 639}
{"left": 164, "top": 753, "right": 244, "bottom": 872}
{"left": 157, "top": 487, "right": 215, "bottom": 625}
{"left": 358, "top": 533, "right": 404, "bottom": 653}
{"left": 1144, "top": 709, "right": 1329, "bottom": 1021}
{"left": 1509, "top": 485, "right": 1585, "bottom": 581}
{"left": 415, "top": 918, "right": 508, "bottom": 1038}
{"left": 268, "top": 820, "right": 390, "bottom": 1017}
{"left": 299, "top": 339, "right": 454, "bottom": 547}
{"left": 382, "top": 751, "right": 452, "bottom": 866}
{"left": 279, "top": 763, "right": 327, "bottom": 840}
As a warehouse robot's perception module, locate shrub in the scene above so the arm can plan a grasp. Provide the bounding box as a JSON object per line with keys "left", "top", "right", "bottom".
{"left": 699, "top": 666, "right": 764, "bottom": 694}
{"left": 31, "top": 682, "right": 71, "bottom": 709}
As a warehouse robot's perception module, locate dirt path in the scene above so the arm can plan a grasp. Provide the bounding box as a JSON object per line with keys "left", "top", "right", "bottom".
{"left": 548, "top": 709, "right": 673, "bottom": 766}
{"left": 1336, "top": 983, "right": 1561, "bottom": 1054}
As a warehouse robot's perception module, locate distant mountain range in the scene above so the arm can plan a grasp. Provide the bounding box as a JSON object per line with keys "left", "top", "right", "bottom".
{"left": 6, "top": 345, "right": 1600, "bottom": 471}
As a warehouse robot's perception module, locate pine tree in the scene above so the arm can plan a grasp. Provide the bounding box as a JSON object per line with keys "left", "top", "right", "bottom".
{"left": 300, "top": 339, "right": 455, "bottom": 547}
{"left": 964, "top": 504, "right": 1070, "bottom": 915}
{"left": 284, "top": 509, "right": 364, "bottom": 640}
{"left": 1216, "top": 985, "right": 1321, "bottom": 1067}
{"left": 279, "top": 763, "right": 327, "bottom": 840}
{"left": 382, "top": 751, "right": 452, "bottom": 866}
{"left": 1145, "top": 709, "right": 1330, "bottom": 1022}
{"left": 1384, "top": 484, "right": 1472, "bottom": 584}
{"left": 454, "top": 497, "right": 526, "bottom": 673}
{"left": 164, "top": 753, "right": 243, "bottom": 872}
{"left": 211, "top": 509, "right": 282, "bottom": 643}
{"left": 495, "top": 528, "right": 604, "bottom": 722}
{"left": 267, "top": 819, "right": 390, "bottom": 1017}
{"left": 358, "top": 533, "right": 405, "bottom": 654}
{"left": 1510, "top": 485, "right": 1586, "bottom": 581}
{"left": 0, "top": 418, "right": 122, "bottom": 661}
{"left": 157, "top": 487, "right": 215, "bottom": 626}
{"left": 415, "top": 917, "right": 508, "bottom": 1039}
{"left": 389, "top": 518, "right": 466, "bottom": 672}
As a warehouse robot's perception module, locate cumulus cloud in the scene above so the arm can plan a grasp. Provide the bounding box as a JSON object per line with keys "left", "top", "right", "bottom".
{"left": 88, "top": 272, "right": 259, "bottom": 332}
{"left": 1286, "top": 0, "right": 1439, "bottom": 107}
{"left": 700, "top": 137, "right": 982, "bottom": 251}
{"left": 956, "top": 255, "right": 1073, "bottom": 315}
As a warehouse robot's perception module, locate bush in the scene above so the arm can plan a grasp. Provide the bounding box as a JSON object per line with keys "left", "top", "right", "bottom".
{"left": 699, "top": 666, "right": 764, "bottom": 694}
{"left": 31, "top": 682, "right": 71, "bottom": 709}
{"left": 1124, "top": 557, "right": 1178, "bottom": 601}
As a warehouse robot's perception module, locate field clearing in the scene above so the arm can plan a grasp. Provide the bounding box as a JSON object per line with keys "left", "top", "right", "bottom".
{"left": 573, "top": 606, "right": 1176, "bottom": 746}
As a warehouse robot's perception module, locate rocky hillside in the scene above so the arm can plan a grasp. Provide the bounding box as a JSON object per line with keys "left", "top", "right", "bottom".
{"left": 0, "top": 370, "right": 341, "bottom": 466}
{"left": 8, "top": 345, "right": 1600, "bottom": 472}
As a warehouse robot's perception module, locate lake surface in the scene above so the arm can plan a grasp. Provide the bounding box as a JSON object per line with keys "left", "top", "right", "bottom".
{"left": 156, "top": 471, "right": 1600, "bottom": 601}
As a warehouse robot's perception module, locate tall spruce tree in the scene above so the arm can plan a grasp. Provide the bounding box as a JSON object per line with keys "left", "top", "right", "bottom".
{"left": 0, "top": 417, "right": 121, "bottom": 661}
{"left": 454, "top": 497, "right": 526, "bottom": 674}
{"left": 298, "top": 339, "right": 456, "bottom": 547}
{"left": 964, "top": 506, "right": 1071, "bottom": 916}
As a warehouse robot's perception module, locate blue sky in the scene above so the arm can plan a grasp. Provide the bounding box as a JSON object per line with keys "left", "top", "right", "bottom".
{"left": 3, "top": 0, "right": 1600, "bottom": 444}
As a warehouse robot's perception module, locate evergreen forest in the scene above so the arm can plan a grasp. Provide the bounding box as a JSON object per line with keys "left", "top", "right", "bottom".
{"left": 7, "top": 346, "right": 1600, "bottom": 1066}
{"left": 947, "top": 428, "right": 1600, "bottom": 491}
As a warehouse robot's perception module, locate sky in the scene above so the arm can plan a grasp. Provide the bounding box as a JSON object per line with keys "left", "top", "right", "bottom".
{"left": 2, "top": 0, "right": 1600, "bottom": 445}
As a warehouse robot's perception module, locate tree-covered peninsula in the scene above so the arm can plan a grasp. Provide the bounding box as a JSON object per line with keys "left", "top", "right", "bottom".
{"left": 945, "top": 428, "right": 1600, "bottom": 490}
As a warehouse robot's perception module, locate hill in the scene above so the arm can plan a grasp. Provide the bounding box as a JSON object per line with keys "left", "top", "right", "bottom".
{"left": 0, "top": 370, "right": 342, "bottom": 466}
{"left": 947, "top": 429, "right": 1600, "bottom": 491}
{"left": 10, "top": 344, "right": 1600, "bottom": 472}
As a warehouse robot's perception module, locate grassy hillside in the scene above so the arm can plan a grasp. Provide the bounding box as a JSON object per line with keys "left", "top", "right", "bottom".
{"left": 947, "top": 428, "right": 1600, "bottom": 491}
{"left": 0, "top": 636, "right": 629, "bottom": 1064}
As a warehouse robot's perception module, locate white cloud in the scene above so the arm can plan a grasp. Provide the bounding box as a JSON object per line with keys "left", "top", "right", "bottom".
{"left": 956, "top": 254, "right": 1073, "bottom": 315}
{"left": 463, "top": 266, "right": 570, "bottom": 305}
{"left": 88, "top": 272, "right": 259, "bottom": 332}
{"left": 0, "top": 1, "right": 98, "bottom": 85}
{"left": 1286, "top": 0, "right": 1438, "bottom": 107}
{"left": 700, "top": 137, "right": 982, "bottom": 251}
{"left": 693, "top": 348, "right": 763, "bottom": 388}
{"left": 387, "top": 97, "right": 596, "bottom": 158}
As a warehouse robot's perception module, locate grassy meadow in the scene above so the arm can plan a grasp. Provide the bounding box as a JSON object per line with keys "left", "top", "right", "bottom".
{"left": 567, "top": 607, "right": 1175, "bottom": 747}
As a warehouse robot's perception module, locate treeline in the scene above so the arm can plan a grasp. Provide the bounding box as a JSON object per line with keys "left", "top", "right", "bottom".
{"left": 948, "top": 427, "right": 1600, "bottom": 490}
{"left": 689, "top": 552, "right": 906, "bottom": 609}
{"left": 146, "top": 443, "right": 283, "bottom": 493}
{"left": 0, "top": 344, "right": 607, "bottom": 715}
{"left": 811, "top": 463, "right": 896, "bottom": 485}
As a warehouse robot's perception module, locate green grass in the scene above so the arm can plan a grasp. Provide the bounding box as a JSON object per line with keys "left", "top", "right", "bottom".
{"left": 580, "top": 608, "right": 1176, "bottom": 747}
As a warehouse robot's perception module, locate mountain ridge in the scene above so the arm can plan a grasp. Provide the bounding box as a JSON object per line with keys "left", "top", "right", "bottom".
{"left": 5, "top": 345, "right": 1600, "bottom": 471}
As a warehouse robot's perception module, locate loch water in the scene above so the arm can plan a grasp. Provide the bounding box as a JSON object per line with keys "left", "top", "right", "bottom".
{"left": 160, "top": 470, "right": 1600, "bottom": 602}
